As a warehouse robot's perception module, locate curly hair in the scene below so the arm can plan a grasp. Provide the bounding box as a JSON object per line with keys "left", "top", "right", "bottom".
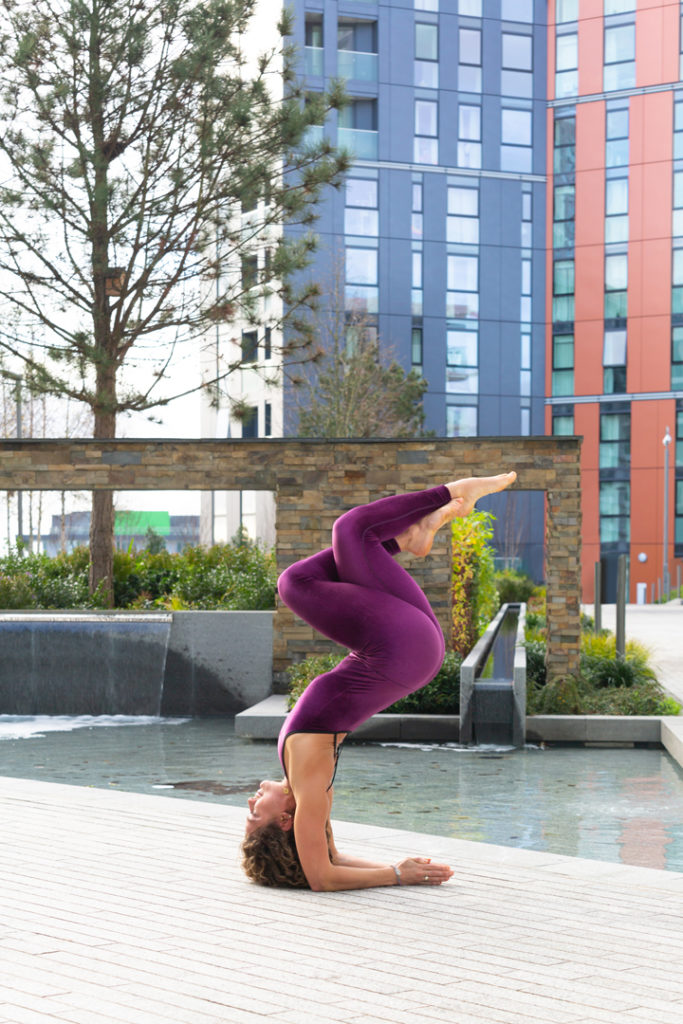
{"left": 241, "top": 823, "right": 309, "bottom": 888}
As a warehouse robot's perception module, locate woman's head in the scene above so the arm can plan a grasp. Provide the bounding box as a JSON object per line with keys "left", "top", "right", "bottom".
{"left": 242, "top": 779, "right": 308, "bottom": 888}
{"left": 241, "top": 821, "right": 308, "bottom": 888}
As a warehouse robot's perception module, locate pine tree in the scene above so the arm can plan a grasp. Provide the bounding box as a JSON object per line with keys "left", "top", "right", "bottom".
{"left": 0, "top": 0, "right": 348, "bottom": 601}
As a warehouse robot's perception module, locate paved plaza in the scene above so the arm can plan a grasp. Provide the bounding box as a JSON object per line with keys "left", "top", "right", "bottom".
{"left": 2, "top": 604, "right": 683, "bottom": 1024}
{"left": 1, "top": 776, "right": 683, "bottom": 1024}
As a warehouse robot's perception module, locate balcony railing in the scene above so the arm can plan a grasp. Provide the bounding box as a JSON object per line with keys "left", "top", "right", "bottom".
{"left": 337, "top": 49, "right": 378, "bottom": 82}
{"left": 338, "top": 127, "right": 378, "bottom": 160}
{"left": 305, "top": 46, "right": 323, "bottom": 76}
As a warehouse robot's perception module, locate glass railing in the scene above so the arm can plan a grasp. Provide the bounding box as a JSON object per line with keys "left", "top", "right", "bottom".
{"left": 302, "top": 124, "right": 324, "bottom": 148}
{"left": 338, "top": 127, "right": 378, "bottom": 160}
{"left": 305, "top": 46, "right": 323, "bottom": 76}
{"left": 337, "top": 49, "right": 378, "bottom": 81}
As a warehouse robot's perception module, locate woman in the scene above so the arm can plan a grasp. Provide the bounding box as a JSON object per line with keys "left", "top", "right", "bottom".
{"left": 242, "top": 471, "right": 516, "bottom": 891}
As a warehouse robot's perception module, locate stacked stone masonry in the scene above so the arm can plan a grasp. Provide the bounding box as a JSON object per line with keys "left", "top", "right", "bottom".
{"left": 0, "top": 437, "right": 582, "bottom": 683}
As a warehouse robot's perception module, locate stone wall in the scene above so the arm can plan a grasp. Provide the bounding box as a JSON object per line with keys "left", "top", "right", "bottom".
{"left": 0, "top": 437, "right": 582, "bottom": 682}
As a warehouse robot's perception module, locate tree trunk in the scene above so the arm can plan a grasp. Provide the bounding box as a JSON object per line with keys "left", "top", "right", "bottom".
{"left": 88, "top": 375, "right": 117, "bottom": 604}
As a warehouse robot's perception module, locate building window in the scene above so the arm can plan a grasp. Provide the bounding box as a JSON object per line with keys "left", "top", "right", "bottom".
{"left": 674, "top": 172, "right": 683, "bottom": 242}
{"left": 552, "top": 333, "right": 574, "bottom": 397}
{"left": 556, "top": 30, "right": 578, "bottom": 98}
{"left": 412, "top": 248, "right": 423, "bottom": 315}
{"left": 556, "top": 0, "right": 578, "bottom": 22}
{"left": 672, "top": 325, "right": 683, "bottom": 389}
{"left": 605, "top": 253, "right": 628, "bottom": 321}
{"left": 241, "top": 255, "right": 258, "bottom": 291}
{"left": 305, "top": 14, "right": 323, "bottom": 76}
{"left": 345, "top": 246, "right": 378, "bottom": 313}
{"left": 338, "top": 19, "right": 378, "bottom": 82}
{"left": 447, "top": 185, "right": 479, "bottom": 244}
{"left": 241, "top": 330, "right": 258, "bottom": 363}
{"left": 414, "top": 99, "right": 438, "bottom": 164}
{"left": 606, "top": 103, "right": 629, "bottom": 168}
{"left": 416, "top": 0, "right": 438, "bottom": 11}
{"left": 412, "top": 178, "right": 423, "bottom": 239}
{"left": 458, "top": 28, "right": 482, "bottom": 93}
{"left": 501, "top": 107, "right": 532, "bottom": 172}
{"left": 521, "top": 188, "right": 532, "bottom": 248}
{"left": 447, "top": 254, "right": 478, "bottom": 319}
{"left": 458, "top": 0, "right": 481, "bottom": 14}
{"left": 603, "top": 328, "right": 627, "bottom": 393}
{"left": 241, "top": 406, "right": 258, "bottom": 439}
{"left": 446, "top": 326, "right": 478, "bottom": 395}
{"left": 411, "top": 325, "right": 423, "bottom": 371}
{"left": 264, "top": 327, "right": 272, "bottom": 360}
{"left": 447, "top": 404, "right": 477, "bottom": 437}
{"left": 605, "top": 0, "right": 635, "bottom": 13}
{"left": 553, "top": 184, "right": 575, "bottom": 249}
{"left": 554, "top": 113, "right": 576, "bottom": 175}
{"left": 552, "top": 410, "right": 575, "bottom": 435}
{"left": 677, "top": 479, "right": 683, "bottom": 552}
{"left": 501, "top": 32, "right": 533, "bottom": 98}
{"left": 552, "top": 259, "right": 574, "bottom": 323}
{"left": 604, "top": 23, "right": 635, "bottom": 92}
{"left": 605, "top": 177, "right": 628, "bottom": 244}
{"left": 600, "top": 480, "right": 630, "bottom": 544}
{"left": 264, "top": 402, "right": 272, "bottom": 437}
{"left": 339, "top": 99, "right": 378, "bottom": 160}
{"left": 599, "top": 411, "right": 631, "bottom": 469}
{"left": 458, "top": 104, "right": 481, "bottom": 168}
{"left": 345, "top": 177, "right": 378, "bottom": 237}
{"left": 415, "top": 22, "right": 438, "bottom": 89}
{"left": 502, "top": 0, "right": 533, "bottom": 20}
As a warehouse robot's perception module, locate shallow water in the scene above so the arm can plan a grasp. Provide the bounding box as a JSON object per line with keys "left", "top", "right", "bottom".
{"left": 1, "top": 716, "right": 682, "bottom": 872}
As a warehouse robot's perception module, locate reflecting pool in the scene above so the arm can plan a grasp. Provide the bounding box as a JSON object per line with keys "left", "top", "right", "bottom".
{"left": 1, "top": 716, "right": 682, "bottom": 872}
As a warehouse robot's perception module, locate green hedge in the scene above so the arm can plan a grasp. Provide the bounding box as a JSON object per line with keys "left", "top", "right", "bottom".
{"left": 0, "top": 537, "right": 277, "bottom": 611}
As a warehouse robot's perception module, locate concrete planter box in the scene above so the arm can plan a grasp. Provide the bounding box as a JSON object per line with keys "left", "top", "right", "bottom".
{"left": 0, "top": 610, "right": 273, "bottom": 716}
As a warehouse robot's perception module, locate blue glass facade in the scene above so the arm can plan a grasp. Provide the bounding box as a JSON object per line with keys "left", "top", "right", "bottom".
{"left": 284, "top": 0, "right": 548, "bottom": 576}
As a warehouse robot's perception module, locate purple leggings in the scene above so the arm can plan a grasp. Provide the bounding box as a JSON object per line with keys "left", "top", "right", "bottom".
{"left": 277, "top": 485, "right": 451, "bottom": 769}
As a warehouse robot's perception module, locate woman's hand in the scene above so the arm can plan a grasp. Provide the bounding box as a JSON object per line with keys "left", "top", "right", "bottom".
{"left": 394, "top": 856, "right": 453, "bottom": 886}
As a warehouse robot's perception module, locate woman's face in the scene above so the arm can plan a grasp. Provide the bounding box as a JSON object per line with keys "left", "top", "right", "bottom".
{"left": 245, "top": 779, "right": 295, "bottom": 835}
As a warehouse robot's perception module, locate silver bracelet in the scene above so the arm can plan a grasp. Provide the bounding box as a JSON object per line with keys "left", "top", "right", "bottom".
{"left": 391, "top": 864, "right": 402, "bottom": 885}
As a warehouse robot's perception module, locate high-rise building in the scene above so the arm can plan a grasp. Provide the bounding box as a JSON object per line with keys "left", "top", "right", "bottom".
{"left": 547, "top": 0, "right": 682, "bottom": 600}
{"left": 202, "top": 0, "right": 683, "bottom": 600}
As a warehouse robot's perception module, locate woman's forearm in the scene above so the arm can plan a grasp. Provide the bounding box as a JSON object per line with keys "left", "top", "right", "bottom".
{"left": 331, "top": 850, "right": 391, "bottom": 870}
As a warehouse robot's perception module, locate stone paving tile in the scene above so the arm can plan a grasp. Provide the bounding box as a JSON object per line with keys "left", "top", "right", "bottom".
{"left": 1, "top": 777, "right": 683, "bottom": 1024}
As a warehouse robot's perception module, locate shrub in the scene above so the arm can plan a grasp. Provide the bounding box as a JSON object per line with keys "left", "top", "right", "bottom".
{"left": 286, "top": 650, "right": 463, "bottom": 715}
{"left": 524, "top": 638, "right": 547, "bottom": 688}
{"left": 451, "top": 510, "right": 498, "bottom": 657}
{"left": 534, "top": 675, "right": 583, "bottom": 715}
{"left": 0, "top": 536, "right": 278, "bottom": 611}
{"left": 495, "top": 569, "right": 536, "bottom": 605}
{"left": 523, "top": 628, "right": 679, "bottom": 715}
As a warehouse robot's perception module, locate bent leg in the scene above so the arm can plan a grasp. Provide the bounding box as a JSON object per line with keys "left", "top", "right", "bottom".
{"left": 332, "top": 485, "right": 452, "bottom": 627}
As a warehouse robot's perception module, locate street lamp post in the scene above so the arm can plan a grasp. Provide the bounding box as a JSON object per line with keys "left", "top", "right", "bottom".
{"left": 663, "top": 426, "right": 672, "bottom": 599}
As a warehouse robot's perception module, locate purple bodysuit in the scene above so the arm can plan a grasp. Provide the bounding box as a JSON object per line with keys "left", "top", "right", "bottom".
{"left": 277, "top": 485, "right": 451, "bottom": 775}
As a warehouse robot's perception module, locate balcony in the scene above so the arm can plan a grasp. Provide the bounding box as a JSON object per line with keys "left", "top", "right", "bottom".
{"left": 337, "top": 49, "right": 378, "bottom": 82}
{"left": 338, "top": 127, "right": 378, "bottom": 160}
{"left": 305, "top": 46, "right": 323, "bottom": 77}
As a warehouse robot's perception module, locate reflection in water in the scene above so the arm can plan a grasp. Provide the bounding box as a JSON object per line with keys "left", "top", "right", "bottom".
{"left": 1, "top": 717, "right": 683, "bottom": 872}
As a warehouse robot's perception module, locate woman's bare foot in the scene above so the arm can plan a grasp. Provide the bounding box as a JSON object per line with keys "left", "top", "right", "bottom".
{"left": 396, "top": 472, "right": 517, "bottom": 558}
{"left": 446, "top": 472, "right": 517, "bottom": 517}
{"left": 396, "top": 497, "right": 464, "bottom": 557}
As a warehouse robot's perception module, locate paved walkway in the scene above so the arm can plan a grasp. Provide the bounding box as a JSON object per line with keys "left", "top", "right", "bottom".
{"left": 594, "top": 604, "right": 683, "bottom": 704}
{"left": 2, "top": 777, "right": 683, "bottom": 1024}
